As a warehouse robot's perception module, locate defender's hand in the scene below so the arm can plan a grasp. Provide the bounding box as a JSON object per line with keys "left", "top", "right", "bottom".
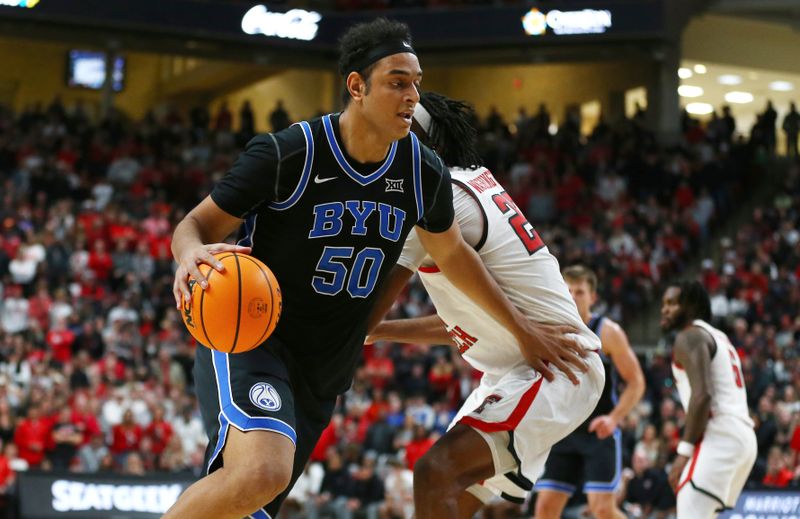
{"left": 516, "top": 323, "right": 589, "bottom": 384}
{"left": 173, "top": 243, "right": 251, "bottom": 308}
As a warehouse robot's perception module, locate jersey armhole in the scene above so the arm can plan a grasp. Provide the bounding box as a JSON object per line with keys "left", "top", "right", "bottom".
{"left": 268, "top": 121, "right": 314, "bottom": 211}
{"left": 691, "top": 325, "right": 718, "bottom": 359}
{"left": 451, "top": 179, "right": 488, "bottom": 251}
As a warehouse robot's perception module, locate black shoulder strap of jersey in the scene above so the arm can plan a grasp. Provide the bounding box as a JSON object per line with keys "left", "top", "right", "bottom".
{"left": 588, "top": 314, "right": 604, "bottom": 334}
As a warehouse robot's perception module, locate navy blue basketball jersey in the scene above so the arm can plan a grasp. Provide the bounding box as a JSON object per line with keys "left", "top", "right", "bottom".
{"left": 582, "top": 314, "right": 617, "bottom": 428}
{"left": 210, "top": 114, "right": 453, "bottom": 397}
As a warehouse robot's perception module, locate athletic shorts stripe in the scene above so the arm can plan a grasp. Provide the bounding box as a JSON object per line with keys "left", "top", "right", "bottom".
{"left": 534, "top": 480, "right": 577, "bottom": 494}
{"left": 211, "top": 350, "right": 297, "bottom": 444}
{"left": 584, "top": 429, "right": 622, "bottom": 492}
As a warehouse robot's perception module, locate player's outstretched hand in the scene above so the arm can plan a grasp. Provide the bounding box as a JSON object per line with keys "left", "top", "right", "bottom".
{"left": 173, "top": 243, "right": 252, "bottom": 309}
{"left": 588, "top": 415, "right": 618, "bottom": 439}
{"left": 516, "top": 323, "right": 588, "bottom": 385}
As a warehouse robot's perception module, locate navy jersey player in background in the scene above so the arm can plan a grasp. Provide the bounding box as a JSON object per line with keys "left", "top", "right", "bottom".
{"left": 165, "top": 18, "right": 588, "bottom": 519}
{"left": 535, "top": 265, "right": 645, "bottom": 519}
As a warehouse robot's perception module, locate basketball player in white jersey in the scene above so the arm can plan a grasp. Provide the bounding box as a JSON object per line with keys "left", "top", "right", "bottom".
{"left": 367, "top": 92, "right": 606, "bottom": 519}
{"left": 660, "top": 281, "right": 757, "bottom": 518}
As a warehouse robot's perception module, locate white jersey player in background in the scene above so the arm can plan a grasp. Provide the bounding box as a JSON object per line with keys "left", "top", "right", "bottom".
{"left": 367, "top": 91, "right": 605, "bottom": 519}
{"left": 660, "top": 281, "right": 757, "bottom": 518}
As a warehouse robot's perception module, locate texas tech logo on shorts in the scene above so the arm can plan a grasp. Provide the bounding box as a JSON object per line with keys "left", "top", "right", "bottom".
{"left": 475, "top": 394, "right": 503, "bottom": 414}
{"left": 249, "top": 382, "right": 282, "bottom": 411}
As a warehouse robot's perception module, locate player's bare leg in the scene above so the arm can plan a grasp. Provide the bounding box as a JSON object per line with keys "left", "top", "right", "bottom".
{"left": 413, "top": 424, "right": 495, "bottom": 519}
{"left": 533, "top": 489, "right": 570, "bottom": 519}
{"left": 457, "top": 490, "right": 484, "bottom": 518}
{"left": 162, "top": 428, "right": 295, "bottom": 519}
{"left": 586, "top": 492, "right": 627, "bottom": 519}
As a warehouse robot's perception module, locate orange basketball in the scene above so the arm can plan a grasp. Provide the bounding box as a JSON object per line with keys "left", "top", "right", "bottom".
{"left": 180, "top": 252, "right": 282, "bottom": 353}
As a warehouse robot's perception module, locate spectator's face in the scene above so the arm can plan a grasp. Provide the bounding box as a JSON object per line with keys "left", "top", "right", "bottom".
{"left": 632, "top": 451, "right": 650, "bottom": 475}
{"left": 566, "top": 279, "right": 596, "bottom": 317}
{"left": 660, "top": 286, "right": 687, "bottom": 332}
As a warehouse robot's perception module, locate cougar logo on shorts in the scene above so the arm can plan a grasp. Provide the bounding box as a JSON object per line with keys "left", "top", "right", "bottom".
{"left": 249, "top": 382, "right": 282, "bottom": 411}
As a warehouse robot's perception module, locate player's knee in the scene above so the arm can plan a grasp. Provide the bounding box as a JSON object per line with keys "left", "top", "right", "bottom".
{"left": 533, "top": 493, "right": 563, "bottom": 518}
{"left": 226, "top": 461, "right": 292, "bottom": 512}
{"left": 588, "top": 496, "right": 615, "bottom": 519}
{"left": 414, "top": 450, "right": 457, "bottom": 493}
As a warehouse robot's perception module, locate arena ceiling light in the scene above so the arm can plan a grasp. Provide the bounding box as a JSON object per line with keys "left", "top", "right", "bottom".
{"left": 718, "top": 74, "right": 742, "bottom": 85}
{"left": 769, "top": 81, "right": 794, "bottom": 92}
{"left": 685, "top": 103, "right": 714, "bottom": 115}
{"left": 678, "top": 68, "right": 693, "bottom": 79}
{"left": 724, "top": 91, "right": 754, "bottom": 104}
{"left": 693, "top": 64, "right": 707, "bottom": 74}
{"left": 678, "top": 85, "right": 704, "bottom": 98}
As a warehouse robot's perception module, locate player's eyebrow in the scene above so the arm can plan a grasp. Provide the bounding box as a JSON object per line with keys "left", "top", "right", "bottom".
{"left": 387, "top": 69, "right": 423, "bottom": 78}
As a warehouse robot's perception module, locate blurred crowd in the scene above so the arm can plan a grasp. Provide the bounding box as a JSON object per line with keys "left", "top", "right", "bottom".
{"left": 0, "top": 95, "right": 795, "bottom": 518}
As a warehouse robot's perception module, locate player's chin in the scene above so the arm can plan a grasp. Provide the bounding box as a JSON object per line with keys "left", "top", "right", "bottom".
{"left": 391, "top": 125, "right": 412, "bottom": 141}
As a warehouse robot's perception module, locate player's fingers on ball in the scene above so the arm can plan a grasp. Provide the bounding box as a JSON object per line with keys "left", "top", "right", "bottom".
{"left": 172, "top": 282, "right": 182, "bottom": 309}
{"left": 199, "top": 250, "right": 225, "bottom": 271}
{"left": 187, "top": 264, "right": 208, "bottom": 290}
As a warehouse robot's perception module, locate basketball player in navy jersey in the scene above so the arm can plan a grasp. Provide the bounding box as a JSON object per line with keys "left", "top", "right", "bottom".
{"left": 165, "top": 19, "right": 587, "bottom": 519}
{"left": 534, "top": 265, "right": 644, "bottom": 519}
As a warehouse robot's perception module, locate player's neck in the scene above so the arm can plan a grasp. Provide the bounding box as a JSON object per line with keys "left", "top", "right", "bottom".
{"left": 580, "top": 310, "right": 592, "bottom": 325}
{"left": 339, "top": 109, "right": 393, "bottom": 163}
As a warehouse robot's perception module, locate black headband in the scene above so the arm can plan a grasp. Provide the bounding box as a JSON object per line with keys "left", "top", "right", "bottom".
{"left": 347, "top": 40, "right": 416, "bottom": 75}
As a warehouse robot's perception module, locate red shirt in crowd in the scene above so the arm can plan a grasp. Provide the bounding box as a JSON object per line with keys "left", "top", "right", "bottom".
{"left": 111, "top": 423, "right": 143, "bottom": 455}
{"left": 14, "top": 416, "right": 51, "bottom": 466}
{"left": 46, "top": 328, "right": 76, "bottom": 364}
{"left": 763, "top": 468, "right": 794, "bottom": 488}
{"left": 405, "top": 436, "right": 435, "bottom": 470}
{"left": 0, "top": 454, "right": 13, "bottom": 490}
{"left": 70, "top": 410, "right": 102, "bottom": 445}
{"left": 145, "top": 419, "right": 173, "bottom": 456}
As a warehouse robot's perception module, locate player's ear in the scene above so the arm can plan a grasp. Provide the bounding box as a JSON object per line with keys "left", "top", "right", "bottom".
{"left": 346, "top": 71, "right": 367, "bottom": 103}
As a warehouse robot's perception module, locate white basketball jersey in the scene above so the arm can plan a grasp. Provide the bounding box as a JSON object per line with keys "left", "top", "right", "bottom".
{"left": 671, "top": 320, "right": 753, "bottom": 425}
{"left": 397, "top": 167, "right": 600, "bottom": 376}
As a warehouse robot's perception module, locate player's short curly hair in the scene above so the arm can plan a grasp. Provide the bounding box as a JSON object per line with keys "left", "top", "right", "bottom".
{"left": 415, "top": 92, "right": 482, "bottom": 169}
{"left": 337, "top": 18, "right": 412, "bottom": 105}
{"left": 672, "top": 280, "right": 712, "bottom": 322}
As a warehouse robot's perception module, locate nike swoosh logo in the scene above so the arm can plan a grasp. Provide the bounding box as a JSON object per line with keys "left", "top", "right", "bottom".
{"left": 314, "top": 175, "right": 336, "bottom": 184}
{"left": 402, "top": 42, "right": 412, "bottom": 49}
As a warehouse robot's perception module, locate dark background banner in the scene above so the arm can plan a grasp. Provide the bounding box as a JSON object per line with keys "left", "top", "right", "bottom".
{"left": 0, "top": 0, "right": 664, "bottom": 50}
{"left": 718, "top": 490, "right": 800, "bottom": 519}
{"left": 18, "top": 471, "right": 195, "bottom": 519}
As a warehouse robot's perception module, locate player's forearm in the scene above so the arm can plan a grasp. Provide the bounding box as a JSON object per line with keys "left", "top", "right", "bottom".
{"left": 370, "top": 316, "right": 454, "bottom": 346}
{"left": 682, "top": 393, "right": 711, "bottom": 445}
{"left": 171, "top": 215, "right": 209, "bottom": 262}
{"left": 610, "top": 375, "right": 645, "bottom": 424}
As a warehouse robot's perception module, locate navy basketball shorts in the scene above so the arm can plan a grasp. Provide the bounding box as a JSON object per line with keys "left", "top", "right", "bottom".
{"left": 193, "top": 339, "right": 336, "bottom": 519}
{"left": 535, "top": 427, "right": 623, "bottom": 495}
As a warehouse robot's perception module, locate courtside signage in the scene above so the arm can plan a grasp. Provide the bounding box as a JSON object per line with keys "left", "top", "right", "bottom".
{"left": 522, "top": 8, "right": 612, "bottom": 36}
{"left": 241, "top": 5, "right": 321, "bottom": 41}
